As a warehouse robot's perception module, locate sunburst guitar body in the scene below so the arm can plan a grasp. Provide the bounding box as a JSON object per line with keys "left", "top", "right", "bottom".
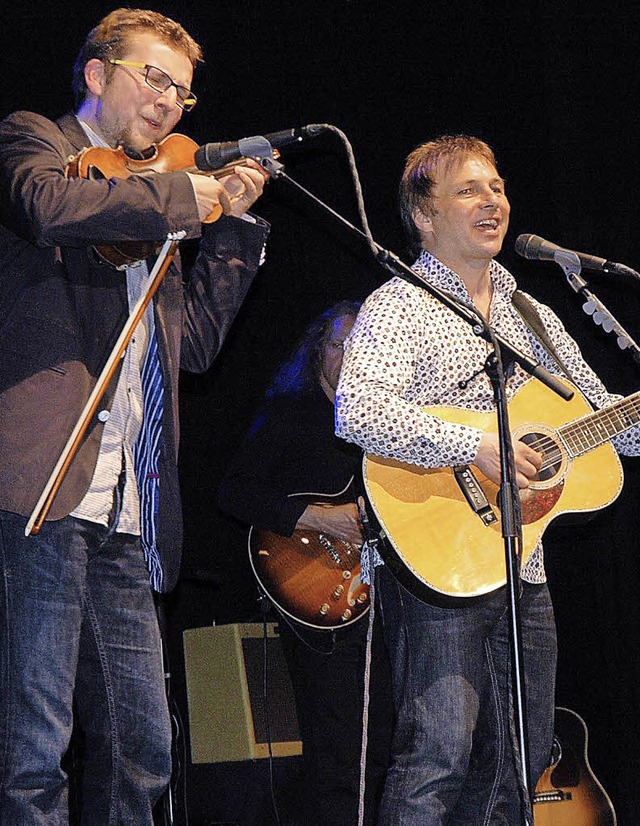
{"left": 248, "top": 480, "right": 370, "bottom": 629}
{"left": 534, "top": 707, "right": 616, "bottom": 825}
{"left": 364, "top": 377, "right": 640, "bottom": 601}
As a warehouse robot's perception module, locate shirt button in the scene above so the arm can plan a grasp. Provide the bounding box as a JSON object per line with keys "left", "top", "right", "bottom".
{"left": 97, "top": 410, "right": 110, "bottom": 423}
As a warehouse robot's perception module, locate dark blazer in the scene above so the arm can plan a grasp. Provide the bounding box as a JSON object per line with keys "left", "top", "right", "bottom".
{"left": 0, "top": 110, "right": 269, "bottom": 591}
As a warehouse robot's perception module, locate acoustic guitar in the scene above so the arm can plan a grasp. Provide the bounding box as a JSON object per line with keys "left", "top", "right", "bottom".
{"left": 248, "top": 481, "right": 370, "bottom": 630}
{"left": 534, "top": 707, "right": 616, "bottom": 825}
{"left": 364, "top": 376, "right": 639, "bottom": 601}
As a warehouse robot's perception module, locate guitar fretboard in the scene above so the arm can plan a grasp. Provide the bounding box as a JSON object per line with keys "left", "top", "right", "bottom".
{"left": 560, "top": 390, "right": 640, "bottom": 456}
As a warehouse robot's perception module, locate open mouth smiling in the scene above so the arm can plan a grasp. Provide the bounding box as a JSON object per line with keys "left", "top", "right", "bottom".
{"left": 474, "top": 218, "right": 499, "bottom": 230}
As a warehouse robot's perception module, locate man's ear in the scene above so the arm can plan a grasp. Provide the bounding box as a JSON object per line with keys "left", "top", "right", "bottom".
{"left": 413, "top": 208, "right": 433, "bottom": 236}
{"left": 84, "top": 59, "right": 107, "bottom": 97}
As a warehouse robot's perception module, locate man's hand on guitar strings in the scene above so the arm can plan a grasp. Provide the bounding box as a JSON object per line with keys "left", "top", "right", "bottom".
{"left": 475, "top": 431, "right": 543, "bottom": 489}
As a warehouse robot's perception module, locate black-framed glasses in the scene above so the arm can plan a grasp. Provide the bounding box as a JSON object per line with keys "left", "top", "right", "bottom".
{"left": 109, "top": 59, "right": 197, "bottom": 111}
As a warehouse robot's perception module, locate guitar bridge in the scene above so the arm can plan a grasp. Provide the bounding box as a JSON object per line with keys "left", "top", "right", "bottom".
{"left": 533, "top": 790, "right": 572, "bottom": 803}
{"left": 453, "top": 465, "right": 498, "bottom": 527}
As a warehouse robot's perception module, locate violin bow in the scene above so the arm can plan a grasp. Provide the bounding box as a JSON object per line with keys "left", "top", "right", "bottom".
{"left": 25, "top": 230, "right": 186, "bottom": 537}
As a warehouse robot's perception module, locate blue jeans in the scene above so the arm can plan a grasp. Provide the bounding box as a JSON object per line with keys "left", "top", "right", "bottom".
{"left": 376, "top": 565, "right": 557, "bottom": 825}
{"left": 0, "top": 511, "right": 172, "bottom": 825}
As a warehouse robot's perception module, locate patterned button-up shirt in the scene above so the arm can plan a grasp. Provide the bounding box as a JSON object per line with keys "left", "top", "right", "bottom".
{"left": 336, "top": 250, "right": 640, "bottom": 582}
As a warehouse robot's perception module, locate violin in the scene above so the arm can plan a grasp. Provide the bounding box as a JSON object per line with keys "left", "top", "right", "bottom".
{"left": 28, "top": 134, "right": 268, "bottom": 534}
{"left": 65, "top": 132, "right": 270, "bottom": 268}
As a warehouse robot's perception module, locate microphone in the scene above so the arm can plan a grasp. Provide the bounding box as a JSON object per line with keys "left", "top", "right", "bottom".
{"left": 194, "top": 124, "right": 328, "bottom": 171}
{"left": 515, "top": 233, "right": 629, "bottom": 275}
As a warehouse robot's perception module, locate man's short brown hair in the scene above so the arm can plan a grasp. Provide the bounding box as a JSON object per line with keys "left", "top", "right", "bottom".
{"left": 72, "top": 8, "right": 203, "bottom": 108}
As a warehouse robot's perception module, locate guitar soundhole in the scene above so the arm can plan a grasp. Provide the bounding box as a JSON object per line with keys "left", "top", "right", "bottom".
{"left": 520, "top": 431, "right": 563, "bottom": 483}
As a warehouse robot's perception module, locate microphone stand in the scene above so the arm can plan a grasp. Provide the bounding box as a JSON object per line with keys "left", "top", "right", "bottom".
{"left": 554, "top": 249, "right": 640, "bottom": 367}
{"left": 260, "top": 153, "right": 571, "bottom": 399}
{"left": 482, "top": 336, "right": 533, "bottom": 822}
{"left": 258, "top": 151, "right": 571, "bottom": 824}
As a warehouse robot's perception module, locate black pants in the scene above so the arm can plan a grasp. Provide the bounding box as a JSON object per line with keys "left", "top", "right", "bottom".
{"left": 278, "top": 610, "right": 394, "bottom": 826}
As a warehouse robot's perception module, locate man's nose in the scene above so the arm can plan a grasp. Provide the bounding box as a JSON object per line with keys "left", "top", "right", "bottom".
{"left": 155, "top": 85, "right": 179, "bottom": 109}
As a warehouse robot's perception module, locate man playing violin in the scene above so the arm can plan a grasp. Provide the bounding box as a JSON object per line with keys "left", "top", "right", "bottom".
{"left": 0, "top": 8, "right": 269, "bottom": 824}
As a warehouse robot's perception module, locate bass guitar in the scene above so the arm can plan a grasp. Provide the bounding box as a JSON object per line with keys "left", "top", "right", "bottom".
{"left": 248, "top": 481, "right": 370, "bottom": 630}
{"left": 534, "top": 706, "right": 616, "bottom": 825}
{"left": 364, "top": 376, "right": 638, "bottom": 601}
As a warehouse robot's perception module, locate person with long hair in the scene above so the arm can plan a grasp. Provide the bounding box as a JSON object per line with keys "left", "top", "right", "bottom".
{"left": 219, "top": 300, "right": 394, "bottom": 826}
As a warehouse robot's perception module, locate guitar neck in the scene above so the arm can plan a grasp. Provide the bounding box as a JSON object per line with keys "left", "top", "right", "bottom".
{"left": 559, "top": 390, "right": 640, "bottom": 457}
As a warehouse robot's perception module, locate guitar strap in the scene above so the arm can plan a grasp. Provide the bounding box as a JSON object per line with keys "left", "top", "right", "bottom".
{"left": 511, "top": 289, "right": 576, "bottom": 383}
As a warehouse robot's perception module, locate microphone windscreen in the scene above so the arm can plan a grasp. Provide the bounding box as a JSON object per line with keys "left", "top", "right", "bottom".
{"left": 194, "top": 143, "right": 231, "bottom": 171}
{"left": 515, "top": 234, "right": 541, "bottom": 259}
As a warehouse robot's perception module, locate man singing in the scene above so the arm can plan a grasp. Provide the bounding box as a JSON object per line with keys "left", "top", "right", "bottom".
{"left": 335, "top": 134, "right": 640, "bottom": 823}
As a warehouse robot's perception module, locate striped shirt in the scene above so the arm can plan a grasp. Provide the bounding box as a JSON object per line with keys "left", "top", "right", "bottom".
{"left": 71, "top": 119, "right": 153, "bottom": 536}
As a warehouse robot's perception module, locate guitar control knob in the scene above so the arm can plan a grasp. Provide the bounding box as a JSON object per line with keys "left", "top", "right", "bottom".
{"left": 319, "top": 603, "right": 330, "bottom": 615}
{"left": 332, "top": 584, "right": 345, "bottom": 600}
{"left": 357, "top": 593, "right": 368, "bottom": 603}
{"left": 342, "top": 570, "right": 352, "bottom": 580}
{"left": 341, "top": 609, "right": 352, "bottom": 621}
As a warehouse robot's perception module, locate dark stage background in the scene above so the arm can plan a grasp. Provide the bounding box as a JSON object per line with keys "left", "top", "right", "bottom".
{"left": 3, "top": 2, "right": 640, "bottom": 823}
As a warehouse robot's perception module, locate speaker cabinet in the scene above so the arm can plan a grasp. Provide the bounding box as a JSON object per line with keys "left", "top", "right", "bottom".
{"left": 183, "top": 623, "right": 302, "bottom": 763}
